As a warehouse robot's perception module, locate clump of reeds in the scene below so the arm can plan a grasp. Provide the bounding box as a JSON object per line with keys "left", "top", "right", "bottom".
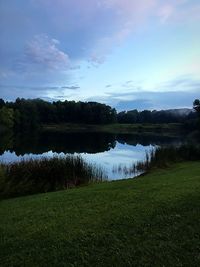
{"left": 135, "top": 144, "right": 200, "bottom": 173}
{"left": 112, "top": 163, "right": 139, "bottom": 177}
{"left": 112, "top": 144, "right": 200, "bottom": 177}
{"left": 0, "top": 155, "right": 107, "bottom": 198}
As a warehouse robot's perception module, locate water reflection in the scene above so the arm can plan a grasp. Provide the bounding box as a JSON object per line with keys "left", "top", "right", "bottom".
{"left": 0, "top": 130, "right": 184, "bottom": 156}
{"left": 0, "top": 130, "right": 185, "bottom": 179}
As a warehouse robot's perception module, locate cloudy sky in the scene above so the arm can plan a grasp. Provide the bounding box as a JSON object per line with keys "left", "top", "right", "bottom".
{"left": 0, "top": 0, "right": 200, "bottom": 110}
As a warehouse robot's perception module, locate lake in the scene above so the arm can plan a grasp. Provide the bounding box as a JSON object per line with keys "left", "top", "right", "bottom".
{"left": 0, "top": 131, "right": 185, "bottom": 180}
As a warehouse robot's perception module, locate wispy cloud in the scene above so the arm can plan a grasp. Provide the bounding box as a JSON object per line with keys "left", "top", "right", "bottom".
{"left": 61, "top": 86, "right": 80, "bottom": 90}
{"left": 1, "top": 1, "right": 199, "bottom": 69}
{"left": 105, "top": 90, "right": 199, "bottom": 111}
{"left": 23, "top": 34, "right": 70, "bottom": 71}
{"left": 88, "top": 76, "right": 200, "bottom": 110}
{"left": 0, "top": 84, "right": 79, "bottom": 101}
{"left": 158, "top": 1, "right": 200, "bottom": 24}
{"left": 0, "top": 0, "right": 199, "bottom": 102}
{"left": 158, "top": 76, "right": 200, "bottom": 91}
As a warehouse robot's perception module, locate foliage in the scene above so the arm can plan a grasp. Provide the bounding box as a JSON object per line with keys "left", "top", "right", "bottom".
{"left": 117, "top": 109, "right": 197, "bottom": 124}
{"left": 0, "top": 106, "right": 14, "bottom": 129}
{"left": 0, "top": 162, "right": 200, "bottom": 266}
{"left": 193, "top": 99, "right": 200, "bottom": 114}
{"left": 0, "top": 98, "right": 5, "bottom": 109}
{"left": 193, "top": 99, "right": 200, "bottom": 130}
{"left": 0, "top": 98, "right": 198, "bottom": 132}
{"left": 5, "top": 98, "right": 117, "bottom": 130}
{"left": 0, "top": 156, "right": 106, "bottom": 198}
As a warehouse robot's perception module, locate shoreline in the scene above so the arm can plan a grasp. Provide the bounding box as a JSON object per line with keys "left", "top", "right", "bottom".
{"left": 43, "top": 122, "right": 183, "bottom": 134}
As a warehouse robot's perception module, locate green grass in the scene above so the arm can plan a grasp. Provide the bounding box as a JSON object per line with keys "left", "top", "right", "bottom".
{"left": 43, "top": 123, "right": 182, "bottom": 134}
{"left": 1, "top": 162, "right": 200, "bottom": 266}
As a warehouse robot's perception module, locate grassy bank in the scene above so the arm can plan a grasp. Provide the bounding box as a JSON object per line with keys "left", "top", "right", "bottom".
{"left": 1, "top": 162, "right": 200, "bottom": 266}
{"left": 43, "top": 122, "right": 182, "bottom": 134}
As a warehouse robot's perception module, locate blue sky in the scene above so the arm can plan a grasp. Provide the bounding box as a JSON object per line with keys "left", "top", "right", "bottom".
{"left": 0, "top": 0, "right": 200, "bottom": 110}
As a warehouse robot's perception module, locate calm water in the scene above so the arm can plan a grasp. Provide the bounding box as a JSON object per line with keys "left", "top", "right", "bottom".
{"left": 0, "top": 131, "right": 184, "bottom": 180}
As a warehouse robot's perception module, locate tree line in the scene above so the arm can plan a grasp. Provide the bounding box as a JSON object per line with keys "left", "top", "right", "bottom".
{"left": 0, "top": 98, "right": 199, "bottom": 131}
{"left": 117, "top": 109, "right": 197, "bottom": 124}
{"left": 0, "top": 98, "right": 117, "bottom": 131}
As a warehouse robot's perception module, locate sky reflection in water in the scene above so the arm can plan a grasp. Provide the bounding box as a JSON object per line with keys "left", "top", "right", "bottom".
{"left": 0, "top": 142, "right": 154, "bottom": 180}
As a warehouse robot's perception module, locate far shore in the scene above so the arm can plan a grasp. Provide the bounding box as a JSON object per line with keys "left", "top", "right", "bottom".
{"left": 43, "top": 122, "right": 183, "bottom": 134}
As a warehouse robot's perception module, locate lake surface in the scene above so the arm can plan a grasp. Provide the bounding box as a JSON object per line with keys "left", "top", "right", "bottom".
{"left": 0, "top": 131, "right": 185, "bottom": 180}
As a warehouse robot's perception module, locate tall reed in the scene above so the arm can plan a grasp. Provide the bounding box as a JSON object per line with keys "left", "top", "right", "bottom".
{"left": 135, "top": 144, "right": 200, "bottom": 173}
{"left": 0, "top": 155, "right": 107, "bottom": 198}
{"left": 112, "top": 144, "right": 200, "bottom": 177}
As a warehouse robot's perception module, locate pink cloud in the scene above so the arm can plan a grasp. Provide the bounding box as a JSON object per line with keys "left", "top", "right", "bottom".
{"left": 157, "top": 0, "right": 200, "bottom": 24}
{"left": 2, "top": 0, "right": 200, "bottom": 76}
{"left": 25, "top": 34, "right": 70, "bottom": 70}
{"left": 30, "top": 0, "right": 200, "bottom": 65}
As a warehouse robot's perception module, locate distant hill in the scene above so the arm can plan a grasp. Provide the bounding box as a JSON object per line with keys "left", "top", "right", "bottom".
{"left": 115, "top": 101, "right": 194, "bottom": 115}
{"left": 160, "top": 108, "right": 193, "bottom": 116}
{"left": 117, "top": 106, "right": 193, "bottom": 116}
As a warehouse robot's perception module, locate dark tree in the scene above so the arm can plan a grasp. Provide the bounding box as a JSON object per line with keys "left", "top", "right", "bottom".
{"left": 117, "top": 108, "right": 194, "bottom": 124}
{"left": 193, "top": 99, "right": 200, "bottom": 114}
{"left": 0, "top": 106, "right": 14, "bottom": 129}
{"left": 0, "top": 98, "right": 5, "bottom": 109}
{"left": 0, "top": 98, "right": 117, "bottom": 130}
{"left": 193, "top": 99, "right": 200, "bottom": 130}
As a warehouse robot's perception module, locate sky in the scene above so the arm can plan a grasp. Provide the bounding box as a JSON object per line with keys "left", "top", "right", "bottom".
{"left": 0, "top": 0, "right": 200, "bottom": 110}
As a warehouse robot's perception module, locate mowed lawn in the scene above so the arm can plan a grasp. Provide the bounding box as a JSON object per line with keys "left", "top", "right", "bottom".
{"left": 1, "top": 162, "right": 200, "bottom": 267}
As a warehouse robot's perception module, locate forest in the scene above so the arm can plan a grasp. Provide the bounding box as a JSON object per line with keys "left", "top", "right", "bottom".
{"left": 0, "top": 98, "right": 199, "bottom": 132}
